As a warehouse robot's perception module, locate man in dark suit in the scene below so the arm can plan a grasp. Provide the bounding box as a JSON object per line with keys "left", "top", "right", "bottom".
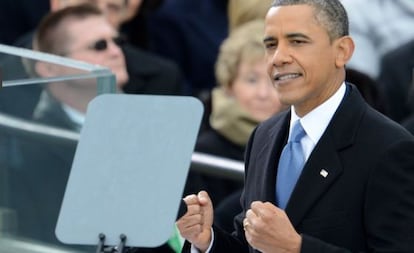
{"left": 176, "top": 0, "right": 414, "bottom": 252}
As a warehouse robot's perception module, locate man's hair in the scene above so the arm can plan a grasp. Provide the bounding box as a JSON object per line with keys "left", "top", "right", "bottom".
{"left": 34, "top": 4, "right": 103, "bottom": 55}
{"left": 272, "top": 0, "right": 348, "bottom": 40}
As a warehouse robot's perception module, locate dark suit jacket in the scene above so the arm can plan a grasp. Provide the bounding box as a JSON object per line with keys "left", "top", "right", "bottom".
{"left": 8, "top": 92, "right": 78, "bottom": 246}
{"left": 121, "top": 43, "right": 184, "bottom": 96}
{"left": 185, "top": 84, "right": 414, "bottom": 252}
{"left": 378, "top": 39, "right": 414, "bottom": 122}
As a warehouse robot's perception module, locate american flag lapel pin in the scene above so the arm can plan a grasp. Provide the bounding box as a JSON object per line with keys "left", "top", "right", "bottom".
{"left": 320, "top": 169, "right": 329, "bottom": 178}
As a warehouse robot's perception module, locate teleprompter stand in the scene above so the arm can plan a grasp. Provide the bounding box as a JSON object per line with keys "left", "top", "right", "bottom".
{"left": 96, "top": 233, "right": 127, "bottom": 253}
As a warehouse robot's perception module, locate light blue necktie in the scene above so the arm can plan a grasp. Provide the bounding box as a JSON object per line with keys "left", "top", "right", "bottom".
{"left": 276, "top": 120, "right": 306, "bottom": 209}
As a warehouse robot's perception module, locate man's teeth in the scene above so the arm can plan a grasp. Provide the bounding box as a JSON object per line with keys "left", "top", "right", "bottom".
{"left": 276, "top": 74, "right": 300, "bottom": 81}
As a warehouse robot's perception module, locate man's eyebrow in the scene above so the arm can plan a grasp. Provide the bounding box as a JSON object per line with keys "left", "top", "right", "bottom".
{"left": 263, "top": 36, "right": 275, "bottom": 43}
{"left": 263, "top": 33, "right": 311, "bottom": 43}
{"left": 286, "top": 33, "right": 311, "bottom": 40}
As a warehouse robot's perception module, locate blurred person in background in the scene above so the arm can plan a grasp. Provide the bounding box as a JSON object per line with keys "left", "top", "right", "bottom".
{"left": 48, "top": 0, "right": 184, "bottom": 96}
{"left": 344, "top": 68, "right": 388, "bottom": 116}
{"left": 0, "top": 0, "right": 183, "bottom": 120}
{"left": 341, "top": 0, "right": 414, "bottom": 80}
{"left": 377, "top": 40, "right": 414, "bottom": 122}
{"left": 119, "top": 0, "right": 164, "bottom": 49}
{"left": 146, "top": 0, "right": 228, "bottom": 96}
{"left": 50, "top": 0, "right": 126, "bottom": 28}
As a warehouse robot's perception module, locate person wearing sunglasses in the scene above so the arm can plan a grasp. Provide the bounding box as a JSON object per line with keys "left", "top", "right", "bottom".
{"left": 49, "top": 0, "right": 184, "bottom": 97}
{"left": 0, "top": 0, "right": 183, "bottom": 121}
{"left": 50, "top": 0, "right": 127, "bottom": 28}
{"left": 33, "top": 3, "right": 129, "bottom": 98}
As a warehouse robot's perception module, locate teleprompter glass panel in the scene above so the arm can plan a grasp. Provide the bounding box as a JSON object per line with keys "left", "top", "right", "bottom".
{"left": 0, "top": 43, "right": 115, "bottom": 253}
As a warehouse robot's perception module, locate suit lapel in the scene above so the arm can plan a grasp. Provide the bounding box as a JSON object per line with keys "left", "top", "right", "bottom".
{"left": 286, "top": 131, "right": 343, "bottom": 227}
{"left": 285, "top": 84, "right": 366, "bottom": 227}
{"left": 255, "top": 112, "right": 290, "bottom": 203}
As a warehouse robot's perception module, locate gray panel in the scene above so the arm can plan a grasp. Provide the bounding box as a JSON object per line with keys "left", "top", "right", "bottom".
{"left": 55, "top": 94, "right": 203, "bottom": 248}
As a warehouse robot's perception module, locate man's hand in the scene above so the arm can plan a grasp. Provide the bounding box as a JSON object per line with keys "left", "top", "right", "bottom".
{"left": 176, "top": 191, "right": 214, "bottom": 252}
{"left": 243, "top": 201, "right": 302, "bottom": 253}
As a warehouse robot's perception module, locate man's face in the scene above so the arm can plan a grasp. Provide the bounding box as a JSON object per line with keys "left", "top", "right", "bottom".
{"left": 263, "top": 5, "right": 345, "bottom": 116}
{"left": 55, "top": 0, "right": 125, "bottom": 28}
{"left": 62, "top": 15, "right": 129, "bottom": 88}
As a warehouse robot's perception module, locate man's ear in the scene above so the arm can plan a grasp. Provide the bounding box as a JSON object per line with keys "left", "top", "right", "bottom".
{"left": 35, "top": 61, "right": 59, "bottom": 78}
{"left": 50, "top": 0, "right": 62, "bottom": 12}
{"left": 334, "top": 36, "right": 355, "bottom": 68}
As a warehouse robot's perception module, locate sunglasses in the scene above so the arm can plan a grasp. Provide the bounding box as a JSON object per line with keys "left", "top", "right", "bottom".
{"left": 87, "top": 36, "right": 125, "bottom": 51}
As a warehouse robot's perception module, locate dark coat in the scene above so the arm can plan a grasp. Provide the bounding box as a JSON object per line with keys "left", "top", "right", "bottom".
{"left": 146, "top": 0, "right": 228, "bottom": 95}
{"left": 9, "top": 94, "right": 78, "bottom": 246}
{"left": 185, "top": 84, "right": 414, "bottom": 252}
{"left": 378, "top": 39, "right": 414, "bottom": 122}
{"left": 184, "top": 129, "right": 244, "bottom": 206}
{"left": 0, "top": 0, "right": 48, "bottom": 45}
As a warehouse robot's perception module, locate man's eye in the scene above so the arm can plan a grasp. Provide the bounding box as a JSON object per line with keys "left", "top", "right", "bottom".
{"left": 107, "top": 4, "right": 122, "bottom": 13}
{"left": 292, "top": 40, "right": 305, "bottom": 44}
{"left": 265, "top": 43, "right": 277, "bottom": 49}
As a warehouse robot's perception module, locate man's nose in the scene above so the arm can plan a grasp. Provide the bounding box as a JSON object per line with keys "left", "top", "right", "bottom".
{"left": 271, "top": 43, "right": 292, "bottom": 67}
{"left": 107, "top": 40, "right": 123, "bottom": 56}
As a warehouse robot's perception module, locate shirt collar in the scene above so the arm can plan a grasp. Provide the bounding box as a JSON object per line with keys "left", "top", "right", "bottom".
{"left": 62, "top": 103, "right": 85, "bottom": 132}
{"left": 290, "top": 83, "right": 346, "bottom": 145}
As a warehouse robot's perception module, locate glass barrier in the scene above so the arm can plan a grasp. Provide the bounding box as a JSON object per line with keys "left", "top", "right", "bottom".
{"left": 0, "top": 44, "right": 116, "bottom": 252}
{"left": 0, "top": 43, "right": 244, "bottom": 253}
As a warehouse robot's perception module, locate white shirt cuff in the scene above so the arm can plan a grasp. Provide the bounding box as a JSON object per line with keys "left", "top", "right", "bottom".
{"left": 190, "top": 228, "right": 215, "bottom": 253}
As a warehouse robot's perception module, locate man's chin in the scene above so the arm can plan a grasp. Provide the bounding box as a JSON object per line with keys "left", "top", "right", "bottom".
{"left": 115, "top": 73, "right": 129, "bottom": 90}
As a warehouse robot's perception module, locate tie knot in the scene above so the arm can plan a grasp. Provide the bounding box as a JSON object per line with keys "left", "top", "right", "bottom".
{"left": 290, "top": 120, "right": 306, "bottom": 143}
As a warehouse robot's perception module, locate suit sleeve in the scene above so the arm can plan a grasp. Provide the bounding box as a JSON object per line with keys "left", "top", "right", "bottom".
{"left": 364, "top": 139, "right": 414, "bottom": 252}
{"left": 181, "top": 128, "right": 259, "bottom": 253}
{"left": 206, "top": 127, "right": 259, "bottom": 252}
